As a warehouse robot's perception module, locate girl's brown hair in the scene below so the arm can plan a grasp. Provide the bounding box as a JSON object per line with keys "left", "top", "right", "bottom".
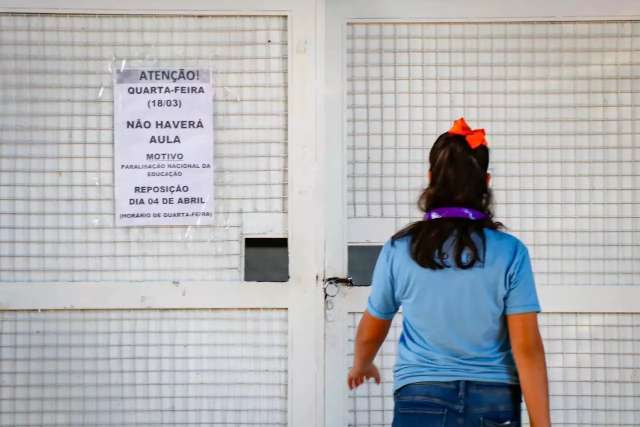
{"left": 391, "top": 132, "right": 503, "bottom": 269}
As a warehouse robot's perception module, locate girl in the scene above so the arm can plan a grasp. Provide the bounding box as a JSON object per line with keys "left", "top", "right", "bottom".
{"left": 347, "top": 118, "right": 551, "bottom": 427}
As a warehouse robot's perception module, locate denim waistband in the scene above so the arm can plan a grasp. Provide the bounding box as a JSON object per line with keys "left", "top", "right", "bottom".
{"left": 394, "top": 380, "right": 522, "bottom": 415}
{"left": 411, "top": 380, "right": 519, "bottom": 389}
{"left": 397, "top": 380, "right": 520, "bottom": 400}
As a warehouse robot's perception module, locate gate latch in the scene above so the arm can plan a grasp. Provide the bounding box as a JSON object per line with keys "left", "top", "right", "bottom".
{"left": 323, "top": 276, "right": 354, "bottom": 299}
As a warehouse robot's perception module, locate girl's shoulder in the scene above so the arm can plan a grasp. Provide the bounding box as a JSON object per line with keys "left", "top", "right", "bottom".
{"left": 483, "top": 228, "right": 531, "bottom": 265}
{"left": 483, "top": 228, "right": 528, "bottom": 249}
{"left": 388, "top": 233, "right": 411, "bottom": 245}
{"left": 386, "top": 233, "right": 412, "bottom": 252}
{"left": 383, "top": 234, "right": 411, "bottom": 261}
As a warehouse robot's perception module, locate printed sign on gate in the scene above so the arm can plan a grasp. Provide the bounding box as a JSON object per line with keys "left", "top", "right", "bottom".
{"left": 113, "top": 68, "right": 214, "bottom": 226}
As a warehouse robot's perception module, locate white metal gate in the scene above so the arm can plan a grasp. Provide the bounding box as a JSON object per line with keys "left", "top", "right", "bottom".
{"left": 2, "top": 1, "right": 640, "bottom": 426}
{"left": 324, "top": 1, "right": 640, "bottom": 426}
{"left": 0, "top": 1, "right": 324, "bottom": 426}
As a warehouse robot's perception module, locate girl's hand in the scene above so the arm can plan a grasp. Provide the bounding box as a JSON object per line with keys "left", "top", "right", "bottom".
{"left": 347, "top": 363, "right": 381, "bottom": 390}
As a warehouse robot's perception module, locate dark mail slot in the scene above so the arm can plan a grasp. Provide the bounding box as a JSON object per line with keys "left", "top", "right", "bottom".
{"left": 244, "top": 238, "right": 289, "bottom": 282}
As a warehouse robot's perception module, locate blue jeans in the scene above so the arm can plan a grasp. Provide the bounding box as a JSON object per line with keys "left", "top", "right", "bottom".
{"left": 392, "top": 380, "right": 522, "bottom": 427}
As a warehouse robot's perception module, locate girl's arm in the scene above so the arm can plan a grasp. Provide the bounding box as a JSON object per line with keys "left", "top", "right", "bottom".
{"left": 507, "top": 312, "right": 551, "bottom": 427}
{"left": 347, "top": 310, "right": 393, "bottom": 390}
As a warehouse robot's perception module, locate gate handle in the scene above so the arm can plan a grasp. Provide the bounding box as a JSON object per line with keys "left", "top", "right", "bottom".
{"left": 323, "top": 276, "right": 353, "bottom": 299}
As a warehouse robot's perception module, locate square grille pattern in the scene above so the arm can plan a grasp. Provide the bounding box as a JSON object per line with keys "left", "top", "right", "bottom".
{"left": 346, "top": 21, "right": 640, "bottom": 286}
{"left": 0, "top": 309, "right": 288, "bottom": 426}
{"left": 346, "top": 312, "right": 640, "bottom": 426}
{"left": 0, "top": 14, "right": 288, "bottom": 282}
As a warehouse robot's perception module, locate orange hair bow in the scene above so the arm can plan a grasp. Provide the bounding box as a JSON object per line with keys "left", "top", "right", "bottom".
{"left": 448, "top": 117, "right": 488, "bottom": 149}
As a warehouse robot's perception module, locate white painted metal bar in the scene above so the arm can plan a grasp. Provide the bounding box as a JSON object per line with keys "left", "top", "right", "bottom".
{"left": 335, "top": 286, "right": 640, "bottom": 313}
{"left": 0, "top": 283, "right": 291, "bottom": 310}
{"left": 0, "top": 0, "right": 302, "bottom": 14}
{"left": 282, "top": 3, "right": 326, "bottom": 427}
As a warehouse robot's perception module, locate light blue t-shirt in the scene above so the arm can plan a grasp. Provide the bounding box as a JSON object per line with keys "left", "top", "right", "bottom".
{"left": 366, "top": 228, "right": 541, "bottom": 391}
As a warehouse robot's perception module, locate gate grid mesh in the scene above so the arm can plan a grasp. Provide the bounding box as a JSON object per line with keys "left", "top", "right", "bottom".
{"left": 346, "top": 21, "right": 640, "bottom": 287}
{"left": 0, "top": 14, "right": 288, "bottom": 282}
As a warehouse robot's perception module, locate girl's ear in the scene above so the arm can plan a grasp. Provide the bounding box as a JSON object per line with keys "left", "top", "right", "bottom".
{"left": 485, "top": 173, "right": 491, "bottom": 185}
{"left": 428, "top": 170, "right": 432, "bottom": 182}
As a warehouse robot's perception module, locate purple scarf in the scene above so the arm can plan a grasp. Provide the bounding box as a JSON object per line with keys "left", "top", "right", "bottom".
{"left": 423, "top": 207, "right": 487, "bottom": 221}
